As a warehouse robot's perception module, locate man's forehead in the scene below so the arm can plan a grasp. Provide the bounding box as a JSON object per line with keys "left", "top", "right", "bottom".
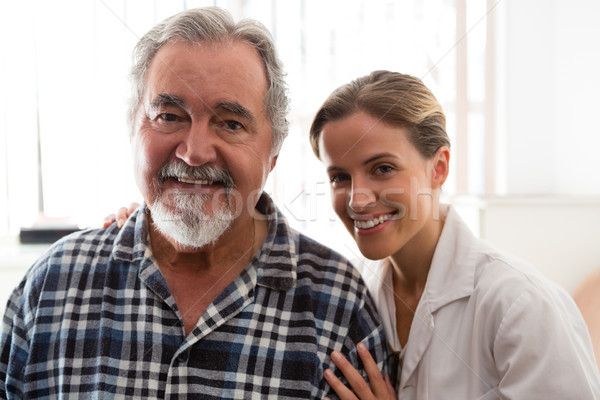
{"left": 143, "top": 41, "right": 268, "bottom": 111}
{"left": 148, "top": 40, "right": 266, "bottom": 83}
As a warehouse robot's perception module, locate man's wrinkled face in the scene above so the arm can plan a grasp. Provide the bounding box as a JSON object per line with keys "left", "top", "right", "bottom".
{"left": 131, "top": 40, "right": 277, "bottom": 248}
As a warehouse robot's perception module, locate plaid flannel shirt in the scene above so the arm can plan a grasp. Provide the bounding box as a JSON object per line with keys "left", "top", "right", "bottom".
{"left": 1, "top": 193, "right": 387, "bottom": 399}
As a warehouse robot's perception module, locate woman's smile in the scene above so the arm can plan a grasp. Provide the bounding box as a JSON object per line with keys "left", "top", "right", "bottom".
{"left": 352, "top": 211, "right": 397, "bottom": 231}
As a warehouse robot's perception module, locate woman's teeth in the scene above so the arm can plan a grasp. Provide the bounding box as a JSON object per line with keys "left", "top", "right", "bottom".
{"left": 177, "top": 177, "right": 213, "bottom": 185}
{"left": 353, "top": 214, "right": 393, "bottom": 230}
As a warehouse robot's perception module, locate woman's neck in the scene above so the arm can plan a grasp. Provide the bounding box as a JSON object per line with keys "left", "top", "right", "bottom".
{"left": 389, "top": 214, "right": 445, "bottom": 347}
{"left": 389, "top": 214, "right": 445, "bottom": 294}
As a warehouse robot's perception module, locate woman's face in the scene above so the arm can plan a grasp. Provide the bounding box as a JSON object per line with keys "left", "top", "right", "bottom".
{"left": 318, "top": 111, "right": 448, "bottom": 260}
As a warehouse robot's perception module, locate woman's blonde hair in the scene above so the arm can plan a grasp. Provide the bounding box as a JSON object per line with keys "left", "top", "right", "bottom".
{"left": 310, "top": 70, "right": 449, "bottom": 159}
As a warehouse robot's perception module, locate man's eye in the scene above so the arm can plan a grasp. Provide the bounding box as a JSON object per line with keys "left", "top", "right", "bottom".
{"left": 157, "top": 113, "right": 179, "bottom": 122}
{"left": 223, "top": 120, "right": 243, "bottom": 131}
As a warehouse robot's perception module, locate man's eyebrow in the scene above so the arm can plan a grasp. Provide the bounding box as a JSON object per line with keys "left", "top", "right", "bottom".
{"left": 149, "top": 94, "right": 186, "bottom": 110}
{"left": 214, "top": 101, "right": 254, "bottom": 123}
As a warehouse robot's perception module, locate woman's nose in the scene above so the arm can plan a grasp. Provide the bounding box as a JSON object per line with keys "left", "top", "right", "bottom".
{"left": 348, "top": 183, "right": 376, "bottom": 212}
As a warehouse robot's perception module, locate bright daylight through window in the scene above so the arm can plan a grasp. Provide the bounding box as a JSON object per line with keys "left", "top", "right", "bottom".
{"left": 0, "top": 0, "right": 493, "bottom": 259}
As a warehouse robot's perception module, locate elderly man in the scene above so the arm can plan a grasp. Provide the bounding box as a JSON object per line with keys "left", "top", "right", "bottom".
{"left": 0, "top": 7, "right": 387, "bottom": 399}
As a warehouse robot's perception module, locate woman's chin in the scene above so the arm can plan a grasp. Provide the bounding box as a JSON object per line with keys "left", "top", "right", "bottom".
{"left": 356, "top": 243, "right": 392, "bottom": 261}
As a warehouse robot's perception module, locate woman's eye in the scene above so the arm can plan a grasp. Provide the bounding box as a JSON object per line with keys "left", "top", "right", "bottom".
{"left": 375, "top": 165, "right": 394, "bottom": 175}
{"left": 329, "top": 174, "right": 350, "bottom": 186}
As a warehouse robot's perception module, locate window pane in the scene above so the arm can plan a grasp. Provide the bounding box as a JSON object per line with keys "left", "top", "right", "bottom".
{"left": 1, "top": 0, "right": 487, "bottom": 262}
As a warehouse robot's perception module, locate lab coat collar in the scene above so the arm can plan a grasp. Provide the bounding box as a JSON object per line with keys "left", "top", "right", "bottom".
{"left": 424, "top": 204, "right": 477, "bottom": 313}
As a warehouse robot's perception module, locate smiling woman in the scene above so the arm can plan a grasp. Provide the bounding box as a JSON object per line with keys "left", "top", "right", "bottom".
{"left": 310, "top": 69, "right": 600, "bottom": 400}
{"left": 322, "top": 115, "right": 448, "bottom": 262}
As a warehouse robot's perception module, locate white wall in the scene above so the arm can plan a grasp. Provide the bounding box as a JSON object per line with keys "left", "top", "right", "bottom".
{"left": 554, "top": 1, "right": 600, "bottom": 194}
{"left": 500, "top": 0, "right": 600, "bottom": 195}
{"left": 473, "top": 0, "right": 600, "bottom": 294}
{"left": 453, "top": 196, "right": 600, "bottom": 293}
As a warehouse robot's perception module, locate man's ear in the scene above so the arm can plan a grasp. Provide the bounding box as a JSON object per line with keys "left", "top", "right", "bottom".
{"left": 431, "top": 146, "right": 450, "bottom": 189}
{"left": 269, "top": 155, "right": 278, "bottom": 172}
{"left": 130, "top": 106, "right": 143, "bottom": 142}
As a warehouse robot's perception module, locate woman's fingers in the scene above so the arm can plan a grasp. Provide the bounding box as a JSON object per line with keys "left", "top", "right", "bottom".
{"left": 330, "top": 349, "right": 375, "bottom": 399}
{"left": 326, "top": 344, "right": 397, "bottom": 400}
{"left": 384, "top": 374, "right": 395, "bottom": 399}
{"left": 103, "top": 214, "right": 117, "bottom": 229}
{"left": 116, "top": 203, "right": 140, "bottom": 228}
{"left": 356, "top": 343, "right": 393, "bottom": 400}
{"left": 103, "top": 202, "right": 140, "bottom": 229}
{"left": 126, "top": 202, "right": 140, "bottom": 215}
{"left": 115, "top": 207, "right": 129, "bottom": 229}
{"left": 324, "top": 368, "right": 359, "bottom": 400}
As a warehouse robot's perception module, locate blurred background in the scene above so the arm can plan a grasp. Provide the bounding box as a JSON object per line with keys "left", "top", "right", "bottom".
{"left": 1, "top": 0, "right": 600, "bottom": 312}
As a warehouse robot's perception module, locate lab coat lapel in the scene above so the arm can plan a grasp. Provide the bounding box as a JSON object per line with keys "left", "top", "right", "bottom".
{"left": 399, "top": 292, "right": 434, "bottom": 390}
{"left": 399, "top": 205, "right": 477, "bottom": 390}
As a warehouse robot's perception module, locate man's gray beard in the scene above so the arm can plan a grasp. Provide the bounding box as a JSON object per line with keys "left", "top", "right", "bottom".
{"left": 150, "top": 192, "right": 234, "bottom": 249}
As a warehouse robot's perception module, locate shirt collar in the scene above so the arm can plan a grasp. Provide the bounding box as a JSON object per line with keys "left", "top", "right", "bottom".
{"left": 110, "top": 193, "right": 297, "bottom": 291}
{"left": 252, "top": 193, "right": 297, "bottom": 291}
{"left": 111, "top": 205, "right": 149, "bottom": 263}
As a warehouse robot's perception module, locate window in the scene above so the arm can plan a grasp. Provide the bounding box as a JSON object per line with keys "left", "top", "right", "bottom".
{"left": 0, "top": 0, "right": 496, "bottom": 259}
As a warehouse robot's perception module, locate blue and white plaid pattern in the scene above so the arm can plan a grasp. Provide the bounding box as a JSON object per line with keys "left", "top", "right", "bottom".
{"left": 1, "top": 193, "right": 387, "bottom": 399}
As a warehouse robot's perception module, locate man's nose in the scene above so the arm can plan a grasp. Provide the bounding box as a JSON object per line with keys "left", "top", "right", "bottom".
{"left": 175, "top": 122, "right": 218, "bottom": 166}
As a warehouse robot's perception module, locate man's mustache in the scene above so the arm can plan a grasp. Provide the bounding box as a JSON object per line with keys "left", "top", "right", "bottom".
{"left": 157, "top": 161, "right": 235, "bottom": 190}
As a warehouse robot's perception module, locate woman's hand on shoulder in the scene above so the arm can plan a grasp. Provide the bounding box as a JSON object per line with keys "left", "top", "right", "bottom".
{"left": 102, "top": 202, "right": 140, "bottom": 229}
{"left": 324, "top": 342, "right": 396, "bottom": 400}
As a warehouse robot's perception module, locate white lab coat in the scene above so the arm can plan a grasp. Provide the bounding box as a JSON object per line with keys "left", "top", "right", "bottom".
{"left": 357, "top": 204, "right": 600, "bottom": 399}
